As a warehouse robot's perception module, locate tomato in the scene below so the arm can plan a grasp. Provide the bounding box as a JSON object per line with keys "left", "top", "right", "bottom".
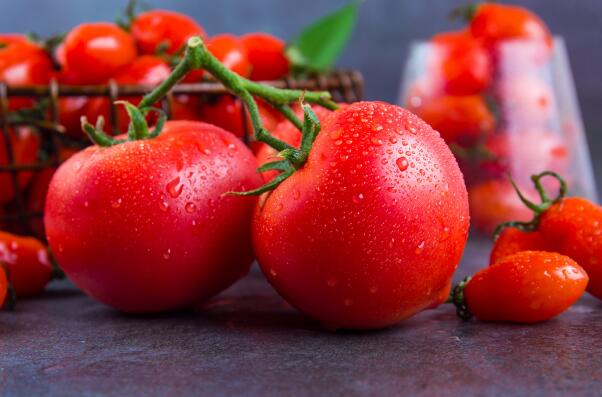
{"left": 253, "top": 102, "right": 469, "bottom": 329}
{"left": 241, "top": 33, "right": 290, "bottom": 81}
{"left": 85, "top": 55, "right": 172, "bottom": 134}
{"left": 199, "top": 95, "right": 282, "bottom": 140}
{"left": 171, "top": 95, "right": 204, "bottom": 121}
{"left": 430, "top": 31, "right": 492, "bottom": 95}
{"left": 132, "top": 9, "right": 206, "bottom": 55}
{"left": 481, "top": 131, "right": 568, "bottom": 189}
{"left": 0, "top": 231, "right": 53, "bottom": 297}
{"left": 63, "top": 23, "right": 137, "bottom": 84}
{"left": 462, "top": 251, "right": 587, "bottom": 323}
{"left": 45, "top": 121, "right": 262, "bottom": 313}
{"left": 0, "top": 34, "right": 53, "bottom": 109}
{"left": 0, "top": 127, "right": 40, "bottom": 205}
{"left": 468, "top": 180, "right": 538, "bottom": 235}
{"left": 539, "top": 197, "right": 602, "bottom": 300}
{"left": 496, "top": 75, "right": 555, "bottom": 128}
{"left": 207, "top": 35, "right": 251, "bottom": 78}
{"left": 413, "top": 95, "right": 494, "bottom": 145}
{"left": 470, "top": 3, "right": 553, "bottom": 51}
{"left": 0, "top": 265, "right": 7, "bottom": 308}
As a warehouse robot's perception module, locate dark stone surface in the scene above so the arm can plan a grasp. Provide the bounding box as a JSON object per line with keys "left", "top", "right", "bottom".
{"left": 1, "top": 238, "right": 601, "bottom": 397}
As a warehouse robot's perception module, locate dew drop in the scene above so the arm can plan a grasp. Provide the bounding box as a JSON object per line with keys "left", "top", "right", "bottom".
{"left": 415, "top": 241, "right": 426, "bottom": 254}
{"left": 185, "top": 202, "right": 197, "bottom": 213}
{"left": 353, "top": 193, "right": 365, "bottom": 203}
{"left": 166, "top": 177, "right": 184, "bottom": 198}
{"left": 111, "top": 198, "right": 122, "bottom": 208}
{"left": 269, "top": 268, "right": 278, "bottom": 276}
{"left": 159, "top": 200, "right": 169, "bottom": 212}
{"left": 163, "top": 248, "right": 171, "bottom": 260}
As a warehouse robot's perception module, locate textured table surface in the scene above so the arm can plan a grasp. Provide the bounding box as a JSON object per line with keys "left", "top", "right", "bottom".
{"left": 1, "top": 238, "right": 601, "bottom": 397}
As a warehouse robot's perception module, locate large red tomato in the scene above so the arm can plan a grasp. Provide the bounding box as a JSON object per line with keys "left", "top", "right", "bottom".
{"left": 63, "top": 22, "right": 137, "bottom": 84}
{"left": 45, "top": 121, "right": 261, "bottom": 313}
{"left": 253, "top": 102, "right": 469, "bottom": 329}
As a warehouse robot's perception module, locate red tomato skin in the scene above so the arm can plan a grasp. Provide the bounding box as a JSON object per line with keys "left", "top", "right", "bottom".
{"left": 241, "top": 33, "right": 290, "bottom": 81}
{"left": 0, "top": 231, "right": 53, "bottom": 297}
{"left": 207, "top": 34, "right": 251, "bottom": 78}
{"left": 490, "top": 228, "right": 552, "bottom": 264}
{"left": 539, "top": 197, "right": 602, "bottom": 300}
{"left": 0, "top": 127, "right": 41, "bottom": 204}
{"left": 470, "top": 3, "right": 553, "bottom": 50}
{"left": 45, "top": 121, "right": 262, "bottom": 313}
{"left": 0, "top": 34, "right": 53, "bottom": 109}
{"left": 63, "top": 23, "right": 137, "bottom": 84}
{"left": 131, "top": 9, "right": 206, "bottom": 55}
{"left": 0, "top": 266, "right": 7, "bottom": 307}
{"left": 414, "top": 95, "right": 494, "bottom": 145}
{"left": 430, "top": 31, "right": 492, "bottom": 96}
{"left": 465, "top": 251, "right": 588, "bottom": 323}
{"left": 253, "top": 102, "right": 469, "bottom": 329}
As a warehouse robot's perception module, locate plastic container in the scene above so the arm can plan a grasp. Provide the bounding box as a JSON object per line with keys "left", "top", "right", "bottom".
{"left": 400, "top": 37, "right": 597, "bottom": 235}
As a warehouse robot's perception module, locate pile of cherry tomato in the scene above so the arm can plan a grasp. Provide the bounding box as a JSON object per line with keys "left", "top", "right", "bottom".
{"left": 406, "top": 2, "right": 569, "bottom": 235}
{"left": 0, "top": 2, "right": 600, "bottom": 332}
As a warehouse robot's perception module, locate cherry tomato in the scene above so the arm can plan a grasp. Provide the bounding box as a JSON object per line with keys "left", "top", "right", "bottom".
{"left": 430, "top": 31, "right": 492, "bottom": 95}
{"left": 63, "top": 23, "right": 137, "bottom": 84}
{"left": 413, "top": 95, "right": 494, "bottom": 145}
{"left": 463, "top": 251, "right": 587, "bottom": 323}
{"left": 468, "top": 180, "right": 538, "bottom": 235}
{"left": 470, "top": 3, "right": 553, "bottom": 51}
{"left": 0, "top": 231, "right": 53, "bottom": 297}
{"left": 207, "top": 35, "right": 251, "bottom": 78}
{"left": 0, "top": 127, "right": 41, "bottom": 204}
{"left": 85, "top": 55, "right": 172, "bottom": 134}
{"left": 539, "top": 197, "right": 602, "bottom": 300}
{"left": 253, "top": 102, "right": 469, "bottom": 329}
{"left": 132, "top": 9, "right": 206, "bottom": 55}
{"left": 199, "top": 95, "right": 282, "bottom": 140}
{"left": 482, "top": 131, "right": 568, "bottom": 189}
{"left": 0, "top": 34, "right": 53, "bottom": 109}
{"left": 45, "top": 121, "right": 262, "bottom": 313}
{"left": 171, "top": 95, "right": 204, "bottom": 121}
{"left": 241, "top": 33, "right": 290, "bottom": 81}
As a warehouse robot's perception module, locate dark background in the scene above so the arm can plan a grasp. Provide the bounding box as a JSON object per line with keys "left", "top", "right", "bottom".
{"left": 2, "top": 0, "right": 602, "bottom": 180}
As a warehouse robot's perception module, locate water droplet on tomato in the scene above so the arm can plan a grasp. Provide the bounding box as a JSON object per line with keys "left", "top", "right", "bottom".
{"left": 163, "top": 249, "right": 171, "bottom": 260}
{"left": 269, "top": 268, "right": 277, "bottom": 277}
{"left": 166, "top": 177, "right": 183, "bottom": 198}
{"left": 415, "top": 241, "right": 426, "bottom": 254}
{"left": 111, "top": 198, "right": 122, "bottom": 208}
{"left": 369, "top": 286, "right": 378, "bottom": 294}
{"left": 293, "top": 190, "right": 301, "bottom": 200}
{"left": 326, "top": 278, "right": 338, "bottom": 287}
{"left": 185, "top": 202, "right": 197, "bottom": 213}
{"left": 159, "top": 200, "right": 169, "bottom": 212}
{"left": 352, "top": 193, "right": 365, "bottom": 203}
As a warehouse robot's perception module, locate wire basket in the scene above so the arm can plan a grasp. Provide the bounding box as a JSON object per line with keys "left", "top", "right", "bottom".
{"left": 0, "top": 70, "right": 364, "bottom": 237}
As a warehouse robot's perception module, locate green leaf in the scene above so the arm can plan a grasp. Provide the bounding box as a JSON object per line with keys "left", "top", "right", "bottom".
{"left": 286, "top": 0, "right": 361, "bottom": 72}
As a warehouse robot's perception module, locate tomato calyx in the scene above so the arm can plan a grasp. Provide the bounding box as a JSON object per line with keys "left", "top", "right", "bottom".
{"left": 448, "top": 276, "right": 472, "bottom": 320}
{"left": 492, "top": 171, "right": 568, "bottom": 240}
{"left": 449, "top": 3, "right": 478, "bottom": 22}
{"left": 81, "top": 101, "right": 167, "bottom": 147}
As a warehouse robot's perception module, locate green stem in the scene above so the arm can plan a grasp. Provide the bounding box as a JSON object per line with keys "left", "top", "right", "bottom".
{"left": 449, "top": 276, "right": 472, "bottom": 321}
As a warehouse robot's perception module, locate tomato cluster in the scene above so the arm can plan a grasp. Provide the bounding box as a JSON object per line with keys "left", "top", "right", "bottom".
{"left": 0, "top": 7, "right": 291, "bottom": 236}
{"left": 406, "top": 3, "right": 566, "bottom": 234}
